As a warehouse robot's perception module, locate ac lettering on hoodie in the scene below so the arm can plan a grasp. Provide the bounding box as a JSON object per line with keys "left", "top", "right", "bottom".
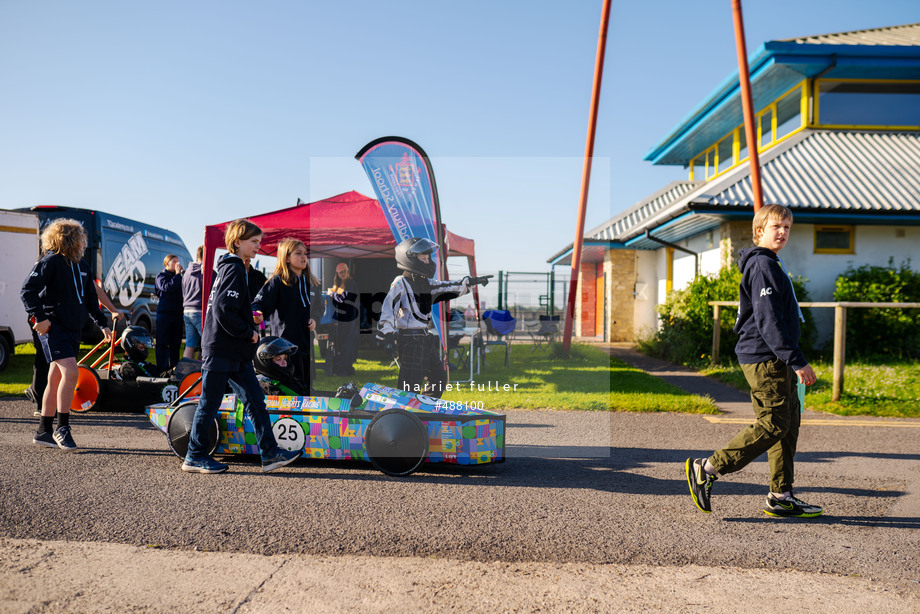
{"left": 759, "top": 287, "right": 773, "bottom": 297}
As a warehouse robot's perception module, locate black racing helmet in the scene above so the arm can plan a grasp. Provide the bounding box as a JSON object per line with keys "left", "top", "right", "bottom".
{"left": 121, "top": 326, "right": 154, "bottom": 363}
{"left": 395, "top": 237, "right": 438, "bottom": 278}
{"left": 254, "top": 336, "right": 298, "bottom": 381}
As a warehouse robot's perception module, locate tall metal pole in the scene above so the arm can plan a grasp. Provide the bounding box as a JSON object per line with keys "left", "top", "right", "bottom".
{"left": 562, "top": 0, "right": 612, "bottom": 353}
{"left": 731, "top": 0, "right": 764, "bottom": 213}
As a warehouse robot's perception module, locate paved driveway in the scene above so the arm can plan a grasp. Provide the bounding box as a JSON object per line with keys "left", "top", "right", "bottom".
{"left": 1, "top": 394, "right": 918, "bottom": 611}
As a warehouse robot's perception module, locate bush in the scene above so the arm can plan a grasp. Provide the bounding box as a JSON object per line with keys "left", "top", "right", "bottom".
{"left": 833, "top": 260, "right": 920, "bottom": 358}
{"left": 638, "top": 266, "right": 741, "bottom": 367}
{"left": 639, "top": 266, "right": 816, "bottom": 368}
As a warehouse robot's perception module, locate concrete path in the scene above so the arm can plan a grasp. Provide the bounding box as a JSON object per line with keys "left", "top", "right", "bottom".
{"left": 2, "top": 347, "right": 919, "bottom": 613}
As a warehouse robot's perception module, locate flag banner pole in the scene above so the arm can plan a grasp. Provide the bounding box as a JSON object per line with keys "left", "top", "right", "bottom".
{"left": 356, "top": 137, "right": 449, "bottom": 350}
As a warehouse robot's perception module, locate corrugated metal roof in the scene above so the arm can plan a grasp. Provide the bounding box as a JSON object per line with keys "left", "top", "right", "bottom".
{"left": 588, "top": 181, "right": 701, "bottom": 241}
{"left": 646, "top": 23, "right": 920, "bottom": 167}
{"left": 706, "top": 131, "right": 920, "bottom": 211}
{"left": 782, "top": 22, "right": 920, "bottom": 46}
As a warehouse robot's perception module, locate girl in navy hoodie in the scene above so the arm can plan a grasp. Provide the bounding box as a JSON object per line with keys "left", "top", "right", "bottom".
{"left": 181, "top": 220, "right": 300, "bottom": 474}
{"left": 21, "top": 218, "right": 111, "bottom": 451}
{"left": 252, "top": 237, "right": 322, "bottom": 390}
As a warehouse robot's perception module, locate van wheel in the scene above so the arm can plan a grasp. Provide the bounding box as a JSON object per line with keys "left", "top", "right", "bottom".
{"left": 136, "top": 317, "right": 151, "bottom": 334}
{"left": 0, "top": 335, "right": 11, "bottom": 372}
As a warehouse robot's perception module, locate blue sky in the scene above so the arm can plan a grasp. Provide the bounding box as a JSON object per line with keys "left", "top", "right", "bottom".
{"left": 2, "top": 0, "right": 917, "bottom": 296}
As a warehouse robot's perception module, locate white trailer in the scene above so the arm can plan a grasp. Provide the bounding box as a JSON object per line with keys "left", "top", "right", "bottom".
{"left": 0, "top": 209, "right": 40, "bottom": 371}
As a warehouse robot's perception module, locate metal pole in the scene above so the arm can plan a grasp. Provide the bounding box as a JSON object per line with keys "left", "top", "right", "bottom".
{"left": 550, "top": 269, "right": 555, "bottom": 317}
{"left": 497, "top": 271, "right": 503, "bottom": 310}
{"left": 562, "top": 0, "right": 612, "bottom": 353}
{"left": 731, "top": 0, "right": 764, "bottom": 213}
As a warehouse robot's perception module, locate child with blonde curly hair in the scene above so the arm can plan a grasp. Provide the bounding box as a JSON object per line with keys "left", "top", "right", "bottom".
{"left": 21, "top": 219, "right": 111, "bottom": 450}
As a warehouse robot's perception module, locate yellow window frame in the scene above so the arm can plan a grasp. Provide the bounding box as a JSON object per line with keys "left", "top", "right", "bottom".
{"left": 814, "top": 225, "right": 855, "bottom": 255}
{"left": 688, "top": 82, "right": 807, "bottom": 182}
{"left": 814, "top": 78, "right": 920, "bottom": 131}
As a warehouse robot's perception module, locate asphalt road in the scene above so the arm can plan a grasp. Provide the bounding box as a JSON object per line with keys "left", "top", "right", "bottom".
{"left": 1, "top": 394, "right": 919, "bottom": 611}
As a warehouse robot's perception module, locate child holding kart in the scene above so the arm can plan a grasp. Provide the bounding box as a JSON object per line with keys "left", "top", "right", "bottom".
{"left": 376, "top": 237, "right": 489, "bottom": 399}
{"left": 21, "top": 218, "right": 112, "bottom": 451}
{"left": 686, "top": 204, "right": 822, "bottom": 518}
{"left": 181, "top": 220, "right": 300, "bottom": 474}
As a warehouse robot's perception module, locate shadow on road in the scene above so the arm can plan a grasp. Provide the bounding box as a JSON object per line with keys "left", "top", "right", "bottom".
{"left": 724, "top": 515, "right": 920, "bottom": 529}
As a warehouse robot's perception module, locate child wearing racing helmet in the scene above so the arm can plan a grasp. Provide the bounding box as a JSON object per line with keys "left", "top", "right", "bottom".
{"left": 377, "top": 237, "right": 487, "bottom": 398}
{"left": 253, "top": 336, "right": 309, "bottom": 396}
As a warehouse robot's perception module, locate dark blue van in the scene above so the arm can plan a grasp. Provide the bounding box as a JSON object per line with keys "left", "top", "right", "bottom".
{"left": 20, "top": 206, "right": 192, "bottom": 334}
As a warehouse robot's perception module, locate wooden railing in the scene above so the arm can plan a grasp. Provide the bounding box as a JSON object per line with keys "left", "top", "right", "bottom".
{"left": 709, "top": 301, "right": 920, "bottom": 402}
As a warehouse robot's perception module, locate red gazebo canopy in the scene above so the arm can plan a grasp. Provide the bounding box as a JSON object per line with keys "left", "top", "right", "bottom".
{"left": 201, "top": 191, "right": 478, "bottom": 317}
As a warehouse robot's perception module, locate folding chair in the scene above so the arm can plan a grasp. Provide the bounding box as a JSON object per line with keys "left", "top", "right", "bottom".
{"left": 481, "top": 309, "right": 515, "bottom": 367}
{"left": 529, "top": 315, "right": 560, "bottom": 351}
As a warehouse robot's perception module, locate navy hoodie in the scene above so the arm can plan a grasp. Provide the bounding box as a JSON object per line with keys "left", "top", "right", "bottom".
{"left": 251, "top": 274, "right": 322, "bottom": 349}
{"left": 733, "top": 247, "right": 807, "bottom": 370}
{"left": 155, "top": 269, "right": 184, "bottom": 314}
{"left": 21, "top": 253, "right": 106, "bottom": 333}
{"left": 201, "top": 253, "right": 257, "bottom": 364}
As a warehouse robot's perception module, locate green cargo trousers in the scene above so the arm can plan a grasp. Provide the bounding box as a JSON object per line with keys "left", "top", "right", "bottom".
{"left": 710, "top": 357, "right": 801, "bottom": 494}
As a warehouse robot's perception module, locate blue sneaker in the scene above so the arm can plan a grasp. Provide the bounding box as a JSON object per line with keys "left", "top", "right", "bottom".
{"left": 262, "top": 448, "right": 300, "bottom": 473}
{"left": 33, "top": 430, "right": 56, "bottom": 448}
{"left": 53, "top": 425, "right": 78, "bottom": 452}
{"left": 181, "top": 457, "right": 229, "bottom": 474}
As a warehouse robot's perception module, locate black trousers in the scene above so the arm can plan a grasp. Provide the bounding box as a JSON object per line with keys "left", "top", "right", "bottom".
{"left": 397, "top": 332, "right": 446, "bottom": 398}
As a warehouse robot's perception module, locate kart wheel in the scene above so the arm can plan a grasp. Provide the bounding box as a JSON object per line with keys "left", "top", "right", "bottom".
{"left": 166, "top": 401, "right": 219, "bottom": 459}
{"left": 364, "top": 408, "right": 428, "bottom": 477}
{"left": 71, "top": 366, "right": 102, "bottom": 413}
{"left": 178, "top": 372, "right": 202, "bottom": 398}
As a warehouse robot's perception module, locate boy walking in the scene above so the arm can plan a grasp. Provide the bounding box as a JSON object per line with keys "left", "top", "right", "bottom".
{"left": 182, "top": 220, "right": 300, "bottom": 474}
{"left": 686, "top": 204, "right": 822, "bottom": 518}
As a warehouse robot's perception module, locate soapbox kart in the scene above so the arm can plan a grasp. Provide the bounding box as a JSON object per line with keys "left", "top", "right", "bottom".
{"left": 71, "top": 336, "right": 202, "bottom": 413}
{"left": 146, "top": 382, "right": 506, "bottom": 476}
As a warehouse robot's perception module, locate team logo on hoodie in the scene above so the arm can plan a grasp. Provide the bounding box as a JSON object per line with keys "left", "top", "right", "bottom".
{"left": 759, "top": 287, "right": 773, "bottom": 297}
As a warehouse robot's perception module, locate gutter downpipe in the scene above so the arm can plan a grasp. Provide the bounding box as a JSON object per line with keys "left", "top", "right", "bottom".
{"left": 731, "top": 0, "right": 763, "bottom": 214}
{"left": 644, "top": 230, "right": 700, "bottom": 279}
{"left": 562, "top": 0, "right": 611, "bottom": 353}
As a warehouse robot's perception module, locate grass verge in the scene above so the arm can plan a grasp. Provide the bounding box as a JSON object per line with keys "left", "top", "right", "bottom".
{"left": 315, "top": 342, "right": 717, "bottom": 413}
{"left": 3, "top": 341, "right": 718, "bottom": 414}
{"left": 701, "top": 358, "right": 920, "bottom": 418}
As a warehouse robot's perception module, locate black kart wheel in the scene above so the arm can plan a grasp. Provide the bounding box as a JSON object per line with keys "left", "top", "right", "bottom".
{"left": 364, "top": 408, "right": 428, "bottom": 476}
{"left": 166, "top": 401, "right": 219, "bottom": 459}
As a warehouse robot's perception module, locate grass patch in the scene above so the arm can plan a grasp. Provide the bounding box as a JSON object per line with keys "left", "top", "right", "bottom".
{"left": 4, "top": 341, "right": 718, "bottom": 414}
{"left": 316, "top": 343, "right": 717, "bottom": 413}
{"left": 701, "top": 358, "right": 920, "bottom": 418}
{"left": 0, "top": 343, "right": 37, "bottom": 397}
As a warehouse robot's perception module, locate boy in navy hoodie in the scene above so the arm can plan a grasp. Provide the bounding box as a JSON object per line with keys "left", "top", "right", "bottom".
{"left": 686, "top": 204, "right": 822, "bottom": 518}
{"left": 181, "top": 220, "right": 300, "bottom": 474}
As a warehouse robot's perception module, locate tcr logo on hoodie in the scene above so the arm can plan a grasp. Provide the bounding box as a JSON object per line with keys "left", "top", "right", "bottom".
{"left": 227, "top": 290, "right": 240, "bottom": 299}
{"left": 759, "top": 287, "right": 773, "bottom": 297}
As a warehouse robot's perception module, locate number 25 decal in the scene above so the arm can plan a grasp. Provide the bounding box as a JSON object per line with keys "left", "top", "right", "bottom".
{"left": 272, "top": 418, "right": 305, "bottom": 452}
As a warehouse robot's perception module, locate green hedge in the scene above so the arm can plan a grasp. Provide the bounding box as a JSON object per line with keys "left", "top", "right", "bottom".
{"left": 639, "top": 266, "right": 815, "bottom": 367}
{"left": 834, "top": 260, "right": 920, "bottom": 358}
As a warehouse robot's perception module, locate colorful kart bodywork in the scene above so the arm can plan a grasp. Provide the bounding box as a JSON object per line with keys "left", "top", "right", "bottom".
{"left": 146, "top": 383, "right": 506, "bottom": 476}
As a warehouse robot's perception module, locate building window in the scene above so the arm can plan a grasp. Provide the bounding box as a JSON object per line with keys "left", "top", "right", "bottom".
{"left": 817, "top": 80, "right": 920, "bottom": 127}
{"left": 688, "top": 82, "right": 805, "bottom": 182}
{"left": 814, "top": 225, "right": 854, "bottom": 254}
